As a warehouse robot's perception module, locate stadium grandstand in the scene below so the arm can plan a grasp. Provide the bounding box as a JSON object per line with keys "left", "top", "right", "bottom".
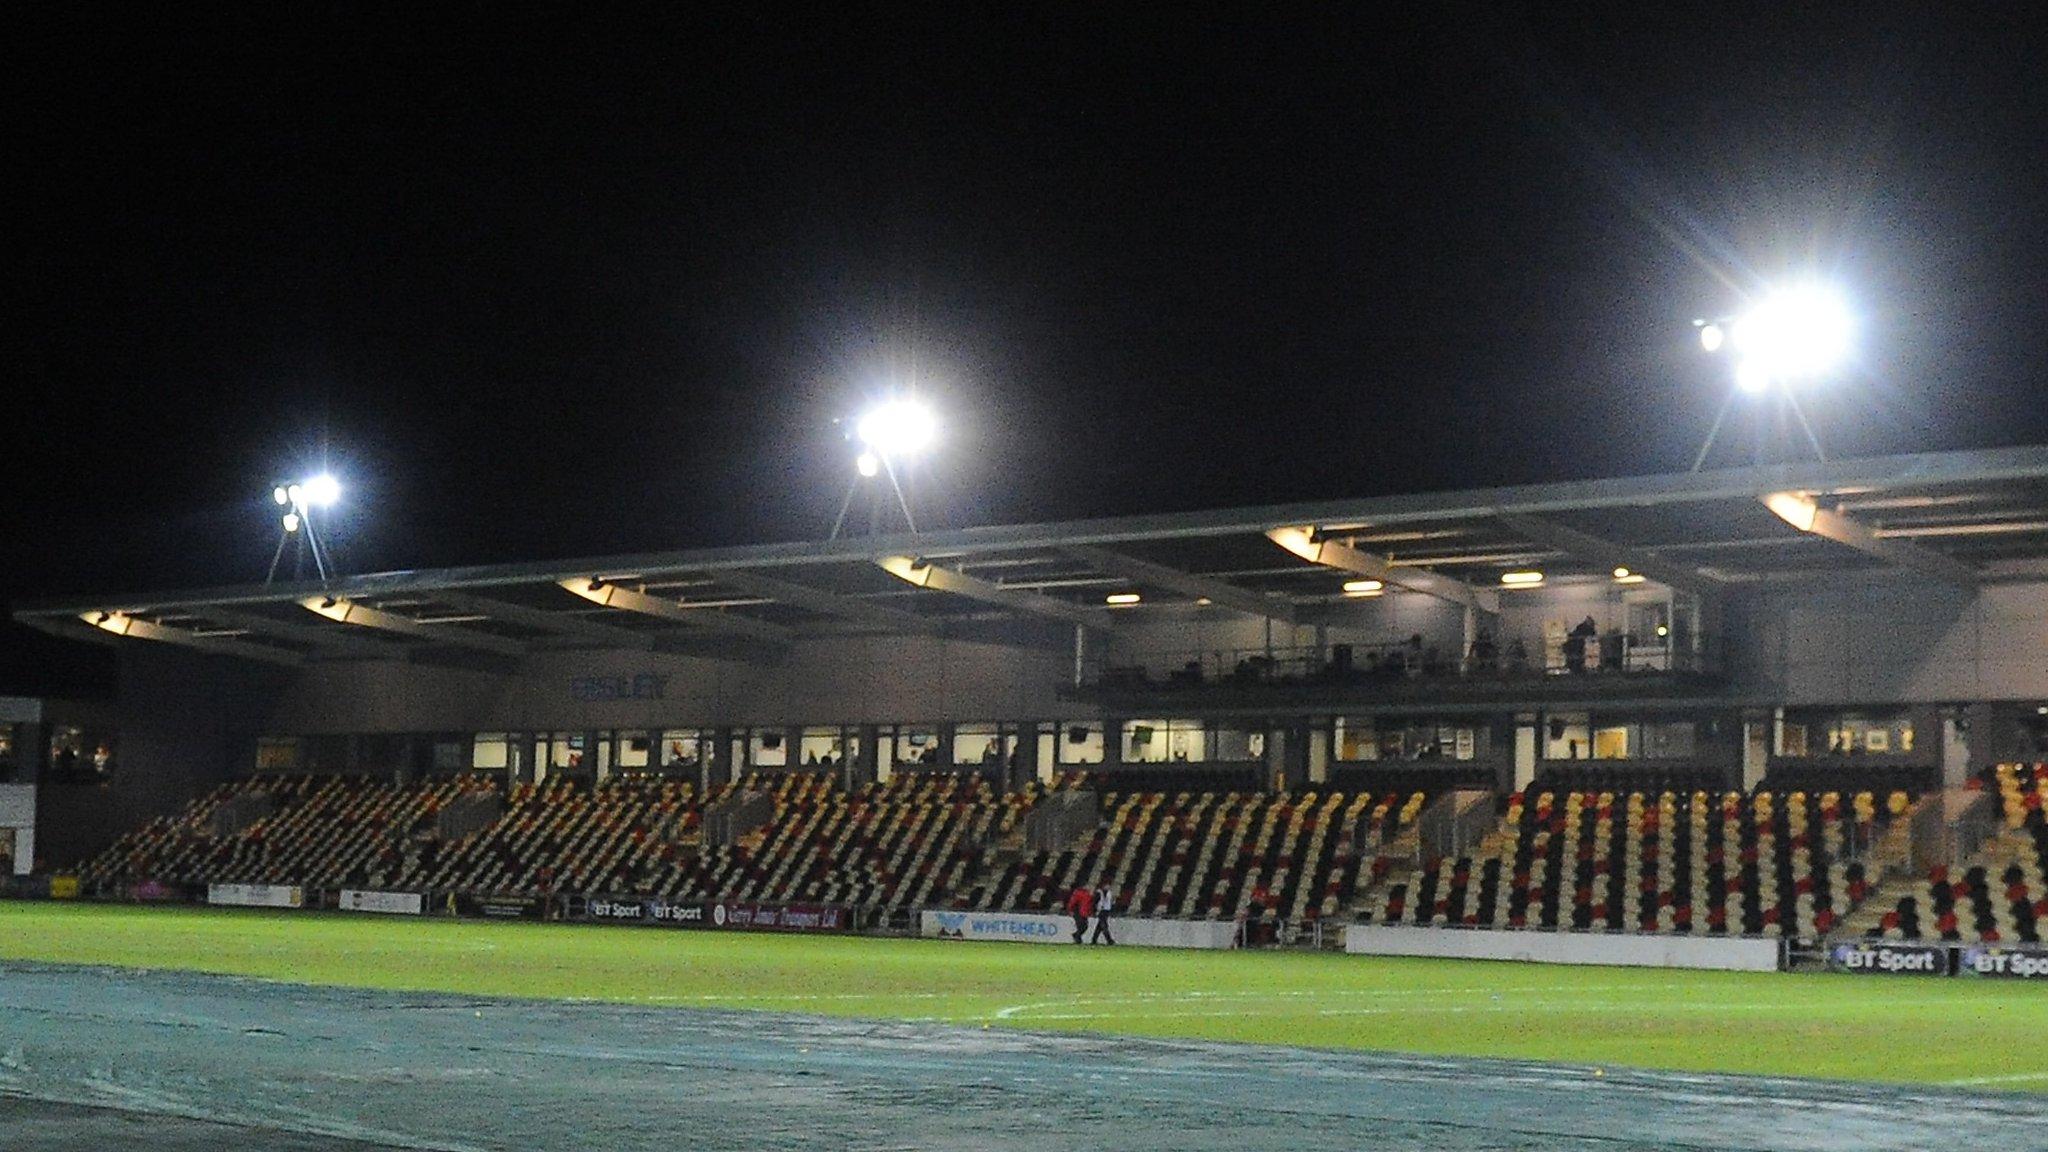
{"left": 7, "top": 443, "right": 2048, "bottom": 966}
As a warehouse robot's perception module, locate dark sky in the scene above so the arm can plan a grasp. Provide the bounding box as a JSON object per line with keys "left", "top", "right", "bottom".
{"left": 8, "top": 5, "right": 2048, "bottom": 691}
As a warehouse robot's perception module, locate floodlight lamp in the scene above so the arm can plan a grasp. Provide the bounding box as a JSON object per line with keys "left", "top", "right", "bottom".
{"left": 1728, "top": 285, "right": 1853, "bottom": 387}
{"left": 1698, "top": 323, "right": 1725, "bottom": 353}
{"left": 855, "top": 399, "right": 936, "bottom": 457}
{"left": 273, "top": 486, "right": 290, "bottom": 506}
{"left": 282, "top": 512, "right": 301, "bottom": 533}
{"left": 303, "top": 473, "right": 341, "bottom": 508}
{"left": 286, "top": 484, "right": 305, "bottom": 506}
{"left": 856, "top": 451, "right": 880, "bottom": 478}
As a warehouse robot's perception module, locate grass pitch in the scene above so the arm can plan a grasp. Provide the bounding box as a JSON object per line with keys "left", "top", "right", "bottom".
{"left": 2, "top": 901, "right": 2042, "bottom": 1089}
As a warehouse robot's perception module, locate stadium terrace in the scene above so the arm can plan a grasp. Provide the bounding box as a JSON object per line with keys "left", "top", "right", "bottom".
{"left": 5, "top": 444, "right": 2048, "bottom": 972}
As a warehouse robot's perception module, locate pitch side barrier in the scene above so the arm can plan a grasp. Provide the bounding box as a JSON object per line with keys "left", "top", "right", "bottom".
{"left": 574, "top": 895, "right": 855, "bottom": 933}
{"left": 1344, "top": 924, "right": 1786, "bottom": 972}
{"left": 918, "top": 909, "right": 1239, "bottom": 949}
{"left": 1826, "top": 939, "right": 2048, "bottom": 980}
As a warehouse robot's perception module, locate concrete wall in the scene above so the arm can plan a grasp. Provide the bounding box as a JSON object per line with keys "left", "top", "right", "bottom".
{"left": 1728, "top": 575, "right": 2048, "bottom": 704}
{"left": 266, "top": 633, "right": 1078, "bottom": 735}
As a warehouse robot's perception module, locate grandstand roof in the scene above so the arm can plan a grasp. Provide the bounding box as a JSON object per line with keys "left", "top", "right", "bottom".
{"left": 16, "top": 445, "right": 2048, "bottom": 666}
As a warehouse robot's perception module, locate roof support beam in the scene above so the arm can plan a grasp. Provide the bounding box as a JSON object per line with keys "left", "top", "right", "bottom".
{"left": 1493, "top": 513, "right": 1717, "bottom": 595}
{"left": 431, "top": 590, "right": 656, "bottom": 650}
{"left": 557, "top": 579, "right": 794, "bottom": 644}
{"left": 299, "top": 597, "right": 528, "bottom": 656}
{"left": 194, "top": 606, "right": 400, "bottom": 660}
{"left": 1266, "top": 526, "right": 1499, "bottom": 613}
{"left": 1760, "top": 493, "right": 1979, "bottom": 587}
{"left": 78, "top": 611, "right": 304, "bottom": 666}
{"left": 714, "top": 569, "right": 942, "bottom": 635}
{"left": 876, "top": 556, "right": 1111, "bottom": 630}
{"left": 1060, "top": 544, "right": 1295, "bottom": 623}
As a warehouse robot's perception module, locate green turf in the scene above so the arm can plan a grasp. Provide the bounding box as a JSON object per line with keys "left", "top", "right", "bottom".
{"left": 3, "top": 901, "right": 2043, "bottom": 1089}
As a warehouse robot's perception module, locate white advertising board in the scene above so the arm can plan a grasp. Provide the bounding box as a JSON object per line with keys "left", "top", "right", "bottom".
{"left": 206, "top": 883, "right": 304, "bottom": 909}
{"left": 338, "top": 889, "right": 424, "bottom": 915}
{"left": 1344, "top": 925, "right": 1782, "bottom": 972}
{"left": 919, "top": 909, "right": 1236, "bottom": 950}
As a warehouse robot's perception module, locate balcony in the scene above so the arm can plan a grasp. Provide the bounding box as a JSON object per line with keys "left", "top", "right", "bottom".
{"left": 1066, "top": 632, "right": 1726, "bottom": 709}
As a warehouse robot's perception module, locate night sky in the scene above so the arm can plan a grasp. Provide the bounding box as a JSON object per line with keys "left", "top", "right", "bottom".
{"left": 9, "top": 5, "right": 2048, "bottom": 692}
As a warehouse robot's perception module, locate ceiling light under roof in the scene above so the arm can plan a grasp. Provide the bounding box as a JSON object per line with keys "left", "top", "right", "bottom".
{"left": 1500, "top": 570, "right": 1545, "bottom": 586}
{"left": 1105, "top": 592, "right": 1141, "bottom": 606}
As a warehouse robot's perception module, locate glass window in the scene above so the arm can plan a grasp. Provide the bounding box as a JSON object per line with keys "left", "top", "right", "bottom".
{"left": 431, "top": 738, "right": 466, "bottom": 772}
{"left": 1056, "top": 722, "right": 1104, "bottom": 765}
{"left": 1122, "top": 719, "right": 1205, "bottom": 763}
{"left": 47, "top": 724, "right": 86, "bottom": 775}
{"left": 800, "top": 727, "right": 851, "bottom": 767}
{"left": 894, "top": 726, "right": 941, "bottom": 766}
{"left": 1642, "top": 721, "right": 1696, "bottom": 759}
{"left": 1543, "top": 712, "right": 1592, "bottom": 761}
{"left": 544, "top": 732, "right": 586, "bottom": 770}
{"left": 749, "top": 728, "right": 788, "bottom": 768}
{"left": 1781, "top": 711, "right": 1916, "bottom": 758}
{"left": 472, "top": 733, "right": 509, "bottom": 770}
{"left": 616, "top": 733, "right": 650, "bottom": 770}
{"left": 1211, "top": 725, "right": 1266, "bottom": 762}
{"left": 1337, "top": 718, "right": 1486, "bottom": 762}
{"left": 659, "top": 730, "right": 702, "bottom": 771}
{"left": 255, "top": 736, "right": 302, "bottom": 771}
{"left": 1591, "top": 726, "right": 1631, "bottom": 760}
{"left": 1334, "top": 717, "right": 1378, "bottom": 762}
{"left": 952, "top": 724, "right": 1009, "bottom": 766}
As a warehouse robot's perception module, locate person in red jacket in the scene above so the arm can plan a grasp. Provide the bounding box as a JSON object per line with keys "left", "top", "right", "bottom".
{"left": 1065, "top": 885, "right": 1094, "bottom": 944}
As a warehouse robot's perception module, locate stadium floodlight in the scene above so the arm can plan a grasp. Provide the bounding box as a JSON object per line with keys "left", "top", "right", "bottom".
{"left": 1727, "top": 285, "right": 1853, "bottom": 386}
{"left": 1691, "top": 282, "right": 1850, "bottom": 470}
{"left": 832, "top": 398, "right": 938, "bottom": 540}
{"left": 267, "top": 473, "right": 345, "bottom": 585}
{"left": 304, "top": 473, "right": 342, "bottom": 508}
{"left": 856, "top": 399, "right": 937, "bottom": 459}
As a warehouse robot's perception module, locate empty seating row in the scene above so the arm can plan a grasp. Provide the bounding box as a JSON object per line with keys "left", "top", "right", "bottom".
{"left": 1368, "top": 788, "right": 1897, "bottom": 941}
{"left": 1871, "top": 764, "right": 2048, "bottom": 943}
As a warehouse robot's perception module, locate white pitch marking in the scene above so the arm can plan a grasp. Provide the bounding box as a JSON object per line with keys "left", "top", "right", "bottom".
{"left": 1945, "top": 1071, "right": 2048, "bottom": 1086}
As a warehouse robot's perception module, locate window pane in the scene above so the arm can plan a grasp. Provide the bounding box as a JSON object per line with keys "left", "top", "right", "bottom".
{"left": 1056, "top": 722, "right": 1104, "bottom": 765}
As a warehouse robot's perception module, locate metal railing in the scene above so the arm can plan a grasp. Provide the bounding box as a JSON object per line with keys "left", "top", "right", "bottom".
{"left": 1086, "top": 632, "right": 1721, "bottom": 691}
